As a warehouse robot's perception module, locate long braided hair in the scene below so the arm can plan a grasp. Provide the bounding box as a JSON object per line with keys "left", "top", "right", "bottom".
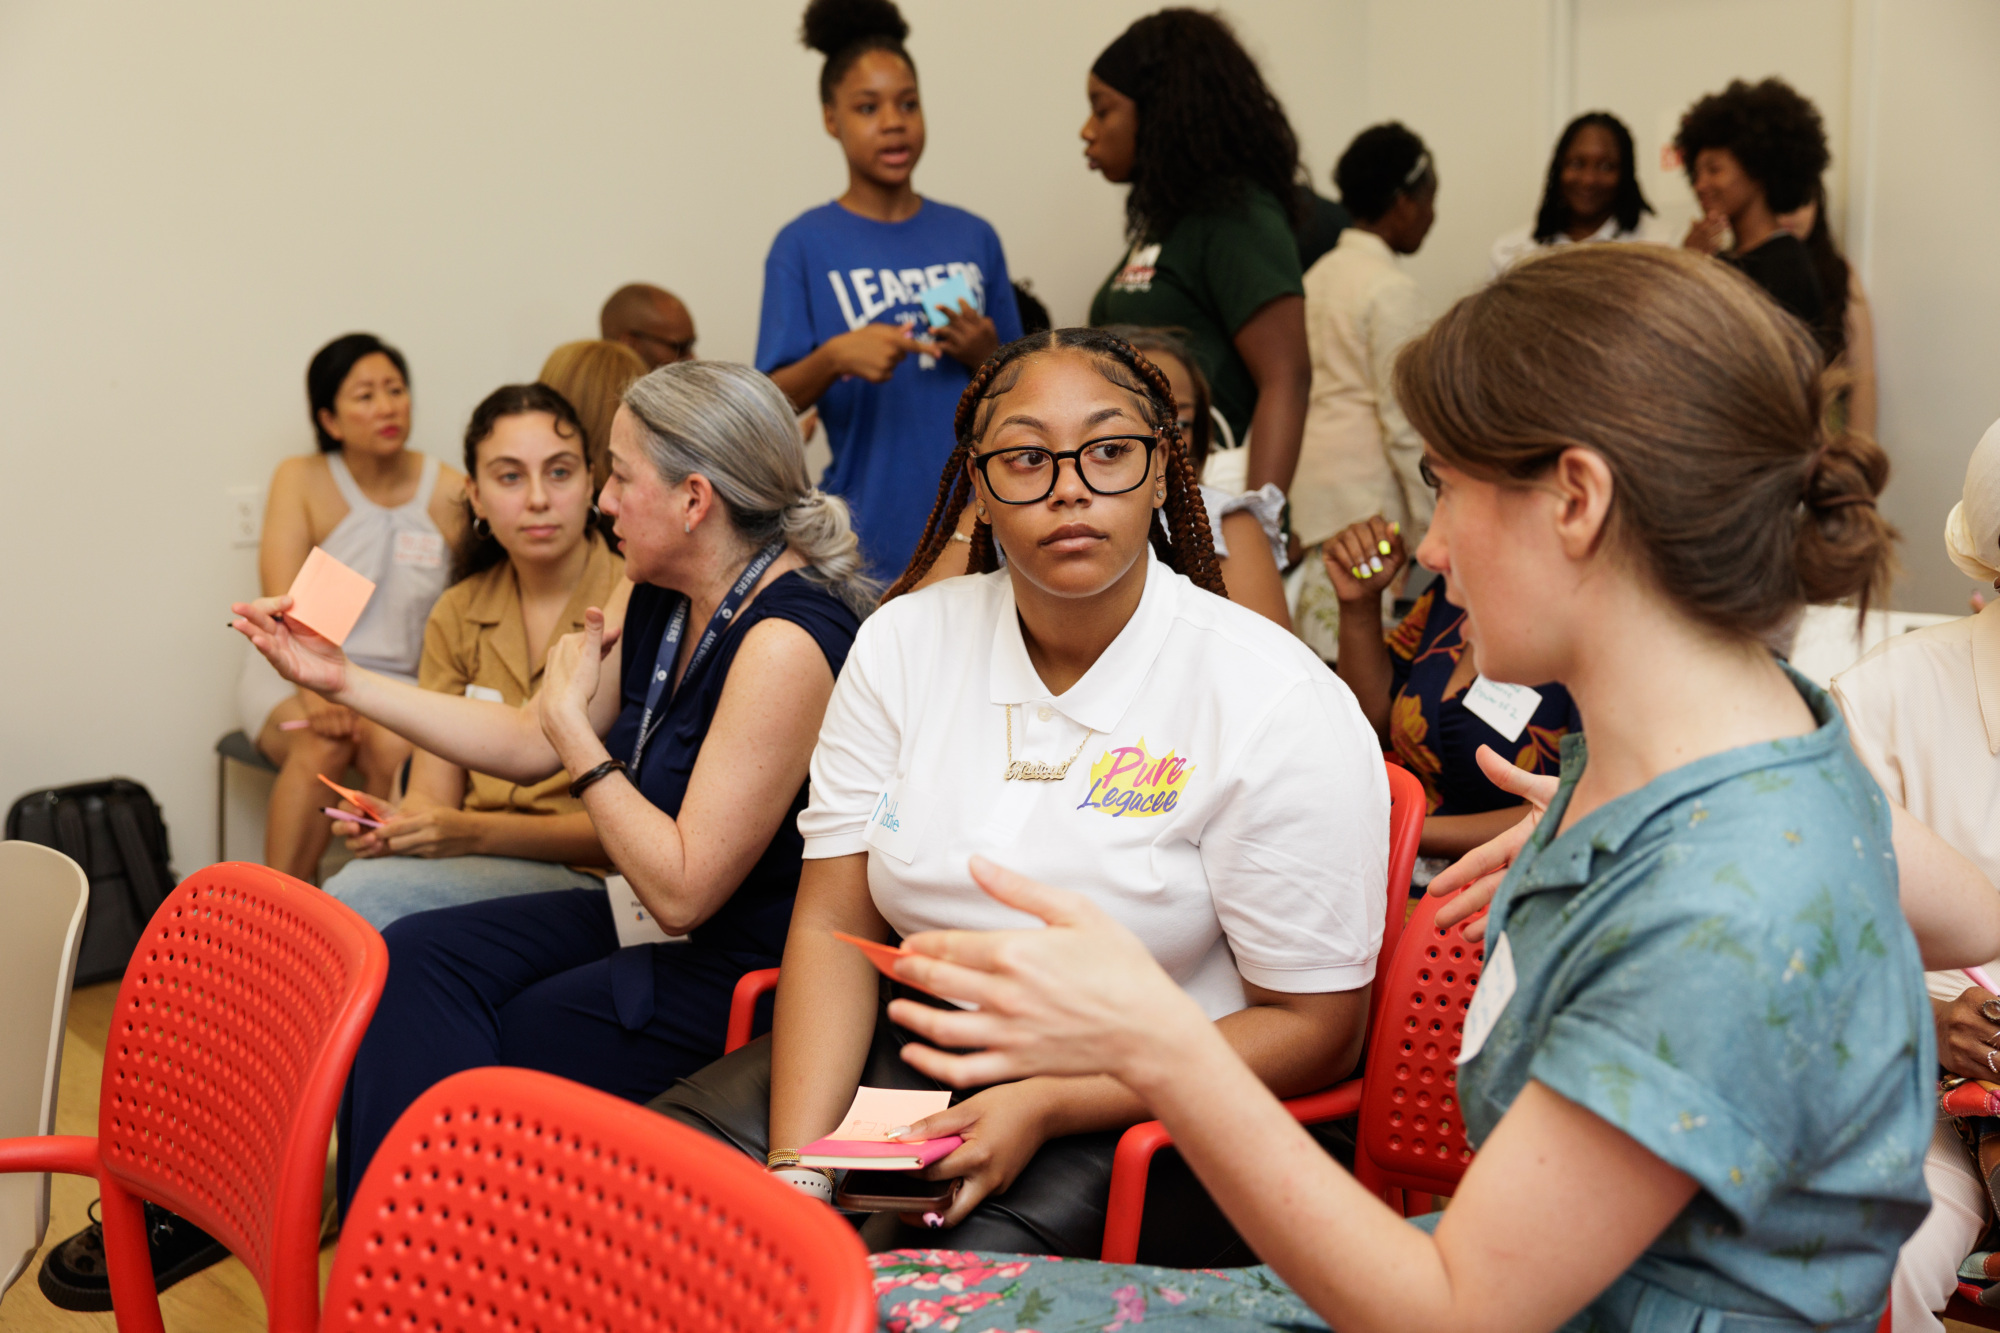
{"left": 882, "top": 328, "right": 1225, "bottom": 604}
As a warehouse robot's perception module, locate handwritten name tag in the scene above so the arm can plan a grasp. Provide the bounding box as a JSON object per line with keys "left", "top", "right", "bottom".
{"left": 863, "top": 785, "right": 918, "bottom": 864}
{"left": 1456, "top": 932, "right": 1516, "bottom": 1066}
{"left": 394, "top": 530, "right": 446, "bottom": 569}
{"left": 1462, "top": 676, "right": 1542, "bottom": 743}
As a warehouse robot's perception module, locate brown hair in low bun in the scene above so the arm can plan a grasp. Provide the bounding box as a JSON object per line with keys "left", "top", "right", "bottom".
{"left": 1394, "top": 245, "right": 1896, "bottom": 638}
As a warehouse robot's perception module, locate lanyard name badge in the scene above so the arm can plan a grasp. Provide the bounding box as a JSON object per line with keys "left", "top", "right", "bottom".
{"left": 630, "top": 540, "right": 786, "bottom": 770}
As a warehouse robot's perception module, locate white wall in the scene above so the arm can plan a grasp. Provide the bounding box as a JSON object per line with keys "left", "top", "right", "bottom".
{"left": 0, "top": 0, "right": 1365, "bottom": 871}
{"left": 1864, "top": 0, "right": 2000, "bottom": 612}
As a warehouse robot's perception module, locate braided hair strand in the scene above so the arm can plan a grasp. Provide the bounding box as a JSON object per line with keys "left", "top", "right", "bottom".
{"left": 882, "top": 328, "right": 1225, "bottom": 604}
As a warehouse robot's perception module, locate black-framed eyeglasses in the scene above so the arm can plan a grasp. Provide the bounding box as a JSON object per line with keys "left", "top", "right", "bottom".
{"left": 972, "top": 435, "right": 1159, "bottom": 505}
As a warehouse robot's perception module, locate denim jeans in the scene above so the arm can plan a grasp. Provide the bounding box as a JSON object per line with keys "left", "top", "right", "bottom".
{"left": 321, "top": 853, "right": 602, "bottom": 930}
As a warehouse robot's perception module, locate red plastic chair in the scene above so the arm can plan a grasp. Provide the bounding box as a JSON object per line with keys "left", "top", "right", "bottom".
{"left": 1098, "top": 760, "right": 1432, "bottom": 1260}
{"left": 0, "top": 862, "right": 387, "bottom": 1333}
{"left": 726, "top": 965, "right": 782, "bottom": 1054}
{"left": 726, "top": 759, "right": 1426, "bottom": 1061}
{"left": 323, "top": 1066, "right": 874, "bottom": 1333}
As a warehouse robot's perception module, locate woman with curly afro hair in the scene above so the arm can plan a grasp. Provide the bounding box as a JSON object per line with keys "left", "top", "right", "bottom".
{"left": 1674, "top": 77, "right": 1832, "bottom": 346}
{"left": 1083, "top": 9, "right": 1311, "bottom": 501}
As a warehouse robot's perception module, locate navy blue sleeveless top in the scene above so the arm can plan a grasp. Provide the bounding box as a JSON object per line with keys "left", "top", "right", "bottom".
{"left": 602, "top": 571, "right": 860, "bottom": 959}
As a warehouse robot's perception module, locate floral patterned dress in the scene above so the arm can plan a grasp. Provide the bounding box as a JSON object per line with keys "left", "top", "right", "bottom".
{"left": 870, "top": 1250, "right": 1325, "bottom": 1333}
{"left": 1386, "top": 578, "right": 1578, "bottom": 818}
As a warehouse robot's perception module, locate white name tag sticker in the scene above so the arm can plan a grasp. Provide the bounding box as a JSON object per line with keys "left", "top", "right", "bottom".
{"left": 1462, "top": 676, "right": 1543, "bottom": 743}
{"left": 862, "top": 785, "right": 919, "bottom": 864}
{"left": 1457, "top": 931, "right": 1516, "bottom": 1066}
{"left": 463, "top": 683, "right": 504, "bottom": 703}
{"left": 393, "top": 530, "right": 447, "bottom": 569}
{"left": 606, "top": 873, "right": 680, "bottom": 949}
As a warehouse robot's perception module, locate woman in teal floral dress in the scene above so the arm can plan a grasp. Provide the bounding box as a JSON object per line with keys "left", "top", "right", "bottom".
{"left": 860, "top": 248, "right": 1996, "bottom": 1331}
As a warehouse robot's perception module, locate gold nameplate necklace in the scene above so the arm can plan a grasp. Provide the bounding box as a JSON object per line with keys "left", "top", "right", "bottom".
{"left": 1003, "top": 703, "right": 1094, "bottom": 782}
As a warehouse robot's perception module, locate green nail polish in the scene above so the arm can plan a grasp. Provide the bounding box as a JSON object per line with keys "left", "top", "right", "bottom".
{"left": 1377, "top": 540, "right": 1392, "bottom": 555}
{"left": 1352, "top": 566, "right": 1365, "bottom": 579}
{"left": 1390, "top": 521, "right": 1401, "bottom": 535}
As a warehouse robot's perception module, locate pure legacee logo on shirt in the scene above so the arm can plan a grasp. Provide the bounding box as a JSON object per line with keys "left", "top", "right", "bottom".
{"left": 1077, "top": 742, "right": 1193, "bottom": 818}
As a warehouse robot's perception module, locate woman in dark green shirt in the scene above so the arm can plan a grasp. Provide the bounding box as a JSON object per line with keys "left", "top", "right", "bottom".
{"left": 1081, "top": 9, "right": 1311, "bottom": 503}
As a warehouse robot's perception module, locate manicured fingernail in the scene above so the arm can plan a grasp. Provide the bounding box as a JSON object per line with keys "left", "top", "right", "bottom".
{"left": 1370, "top": 556, "right": 1384, "bottom": 574}
{"left": 923, "top": 1212, "right": 945, "bottom": 1229}
{"left": 1377, "top": 540, "right": 1392, "bottom": 555}
{"left": 1390, "top": 522, "right": 1401, "bottom": 535}
{"left": 1351, "top": 566, "right": 1365, "bottom": 579}
{"left": 887, "top": 1126, "right": 910, "bottom": 1138}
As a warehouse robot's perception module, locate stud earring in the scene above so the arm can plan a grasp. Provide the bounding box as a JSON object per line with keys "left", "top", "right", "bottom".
{"left": 684, "top": 520, "right": 692, "bottom": 535}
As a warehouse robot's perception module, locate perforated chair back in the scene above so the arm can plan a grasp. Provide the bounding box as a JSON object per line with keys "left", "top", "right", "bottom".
{"left": 98, "top": 861, "right": 386, "bottom": 1329}
{"left": 1376, "top": 762, "right": 1426, "bottom": 1016}
{"left": 0, "top": 842, "right": 89, "bottom": 1294}
{"left": 325, "top": 1066, "right": 875, "bottom": 1333}
{"left": 1354, "top": 885, "right": 1481, "bottom": 1202}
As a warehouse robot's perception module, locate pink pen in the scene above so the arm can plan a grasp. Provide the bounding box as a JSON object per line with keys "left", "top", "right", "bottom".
{"left": 322, "top": 806, "right": 385, "bottom": 830}
{"left": 1965, "top": 966, "right": 1999, "bottom": 995}
{"left": 279, "top": 719, "right": 310, "bottom": 731}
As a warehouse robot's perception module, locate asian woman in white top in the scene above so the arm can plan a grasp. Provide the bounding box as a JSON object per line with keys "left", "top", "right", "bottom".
{"left": 650, "top": 328, "right": 1386, "bottom": 1262}
{"left": 235, "top": 333, "right": 465, "bottom": 882}
{"left": 1488, "top": 112, "right": 1662, "bottom": 277}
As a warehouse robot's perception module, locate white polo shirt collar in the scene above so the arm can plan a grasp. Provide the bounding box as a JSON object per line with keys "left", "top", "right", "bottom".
{"left": 986, "top": 547, "right": 1178, "bottom": 733}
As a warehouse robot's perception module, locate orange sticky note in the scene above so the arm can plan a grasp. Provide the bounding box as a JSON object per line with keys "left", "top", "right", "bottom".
{"left": 834, "top": 930, "right": 946, "bottom": 999}
{"left": 285, "top": 547, "right": 375, "bottom": 645}
{"left": 826, "top": 1087, "right": 950, "bottom": 1142}
{"left": 317, "top": 773, "right": 391, "bottom": 822}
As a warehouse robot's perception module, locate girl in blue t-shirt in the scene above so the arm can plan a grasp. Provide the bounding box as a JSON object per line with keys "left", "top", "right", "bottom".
{"left": 758, "top": 0, "right": 1023, "bottom": 583}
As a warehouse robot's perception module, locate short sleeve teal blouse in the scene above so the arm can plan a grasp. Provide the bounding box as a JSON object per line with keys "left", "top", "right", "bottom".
{"left": 1451, "top": 668, "right": 1933, "bottom": 1329}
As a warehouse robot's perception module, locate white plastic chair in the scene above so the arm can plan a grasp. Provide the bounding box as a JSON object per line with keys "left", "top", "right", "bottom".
{"left": 0, "top": 841, "right": 89, "bottom": 1294}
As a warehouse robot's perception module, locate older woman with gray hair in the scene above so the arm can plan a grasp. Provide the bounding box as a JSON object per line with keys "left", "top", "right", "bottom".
{"left": 232, "top": 360, "right": 869, "bottom": 1213}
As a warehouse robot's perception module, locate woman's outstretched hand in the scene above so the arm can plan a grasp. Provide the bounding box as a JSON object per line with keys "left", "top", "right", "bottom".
{"left": 1426, "top": 746, "right": 1560, "bottom": 940}
{"left": 887, "top": 856, "right": 1208, "bottom": 1091}
{"left": 230, "top": 595, "right": 349, "bottom": 697}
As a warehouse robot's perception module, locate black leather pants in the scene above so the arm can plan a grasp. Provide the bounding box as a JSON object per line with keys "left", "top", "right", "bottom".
{"left": 644, "top": 981, "right": 1353, "bottom": 1264}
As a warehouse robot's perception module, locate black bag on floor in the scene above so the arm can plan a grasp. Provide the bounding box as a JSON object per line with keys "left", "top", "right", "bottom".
{"left": 6, "top": 777, "right": 176, "bottom": 985}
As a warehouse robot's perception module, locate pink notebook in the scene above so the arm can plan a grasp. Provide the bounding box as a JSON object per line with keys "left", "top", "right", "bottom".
{"left": 798, "top": 1087, "right": 962, "bottom": 1171}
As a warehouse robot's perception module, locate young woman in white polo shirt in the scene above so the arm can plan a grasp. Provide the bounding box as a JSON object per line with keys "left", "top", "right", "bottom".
{"left": 650, "top": 328, "right": 1387, "bottom": 1260}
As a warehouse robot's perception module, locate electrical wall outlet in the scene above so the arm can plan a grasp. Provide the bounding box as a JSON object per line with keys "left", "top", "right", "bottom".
{"left": 228, "top": 485, "right": 262, "bottom": 548}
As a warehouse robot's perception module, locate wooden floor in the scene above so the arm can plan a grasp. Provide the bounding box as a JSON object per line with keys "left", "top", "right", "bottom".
{"left": 0, "top": 982, "right": 334, "bottom": 1331}
{"left": 0, "top": 982, "right": 1986, "bottom": 1331}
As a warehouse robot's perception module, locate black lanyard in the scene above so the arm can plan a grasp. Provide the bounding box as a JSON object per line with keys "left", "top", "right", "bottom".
{"left": 631, "top": 540, "right": 786, "bottom": 770}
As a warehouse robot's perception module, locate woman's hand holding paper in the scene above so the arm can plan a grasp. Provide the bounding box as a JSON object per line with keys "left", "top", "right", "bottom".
{"left": 932, "top": 298, "right": 999, "bottom": 371}
{"left": 887, "top": 856, "right": 1210, "bottom": 1093}
{"left": 231, "top": 594, "right": 350, "bottom": 697}
{"left": 894, "top": 1082, "right": 1054, "bottom": 1227}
